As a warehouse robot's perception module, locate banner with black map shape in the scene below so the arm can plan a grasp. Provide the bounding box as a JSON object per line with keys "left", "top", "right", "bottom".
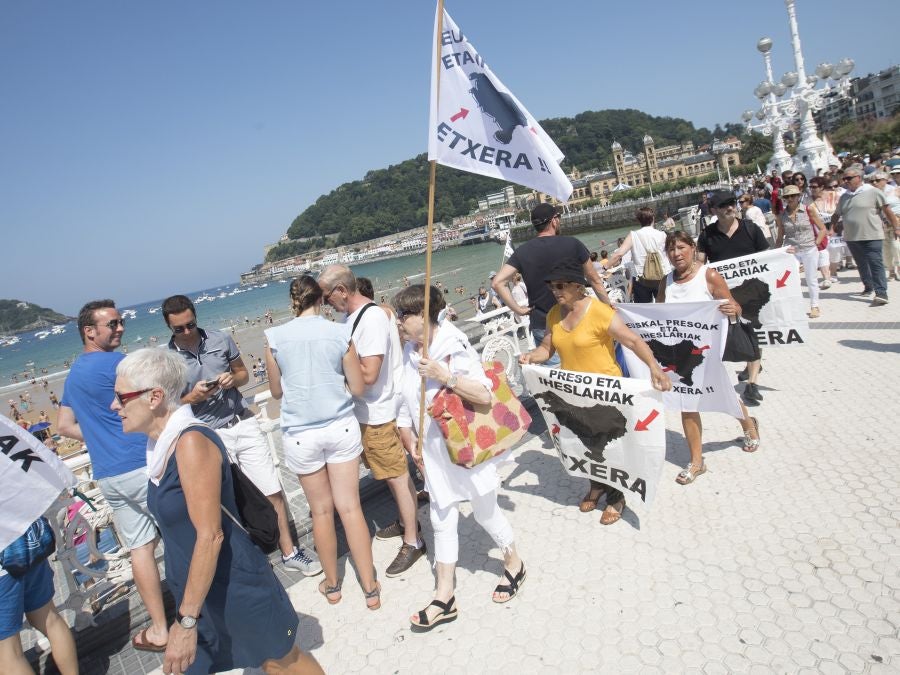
{"left": 709, "top": 247, "right": 808, "bottom": 347}
{"left": 521, "top": 365, "right": 665, "bottom": 509}
{"left": 616, "top": 301, "right": 742, "bottom": 418}
{"left": 427, "top": 5, "right": 573, "bottom": 202}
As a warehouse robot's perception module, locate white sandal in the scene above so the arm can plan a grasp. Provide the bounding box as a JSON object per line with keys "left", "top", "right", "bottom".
{"left": 743, "top": 417, "right": 761, "bottom": 453}
{"left": 676, "top": 462, "right": 706, "bottom": 485}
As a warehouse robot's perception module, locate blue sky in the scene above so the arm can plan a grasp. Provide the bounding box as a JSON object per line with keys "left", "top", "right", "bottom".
{"left": 1, "top": 1, "right": 895, "bottom": 315}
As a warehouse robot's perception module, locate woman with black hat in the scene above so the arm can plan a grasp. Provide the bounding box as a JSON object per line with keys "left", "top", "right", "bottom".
{"left": 519, "top": 259, "right": 671, "bottom": 525}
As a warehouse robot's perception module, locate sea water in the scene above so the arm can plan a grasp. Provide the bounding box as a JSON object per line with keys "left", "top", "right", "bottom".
{"left": 0, "top": 227, "right": 631, "bottom": 389}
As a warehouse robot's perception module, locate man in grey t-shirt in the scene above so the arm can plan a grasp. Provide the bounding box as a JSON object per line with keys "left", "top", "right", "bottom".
{"left": 162, "top": 295, "right": 322, "bottom": 575}
{"left": 832, "top": 167, "right": 899, "bottom": 305}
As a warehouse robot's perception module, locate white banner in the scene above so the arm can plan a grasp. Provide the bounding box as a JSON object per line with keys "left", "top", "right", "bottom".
{"left": 428, "top": 6, "right": 573, "bottom": 202}
{"left": 521, "top": 365, "right": 665, "bottom": 508}
{"left": 616, "top": 301, "right": 742, "bottom": 417}
{"left": 710, "top": 247, "right": 809, "bottom": 347}
{"left": 0, "top": 418, "right": 76, "bottom": 551}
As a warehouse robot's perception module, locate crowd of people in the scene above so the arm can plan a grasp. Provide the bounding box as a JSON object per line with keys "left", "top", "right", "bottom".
{"left": 4, "top": 147, "right": 899, "bottom": 674}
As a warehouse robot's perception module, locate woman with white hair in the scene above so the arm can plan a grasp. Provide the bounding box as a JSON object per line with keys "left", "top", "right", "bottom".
{"left": 112, "top": 348, "right": 322, "bottom": 675}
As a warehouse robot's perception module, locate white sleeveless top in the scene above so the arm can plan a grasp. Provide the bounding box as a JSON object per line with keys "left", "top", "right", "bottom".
{"left": 664, "top": 264, "right": 713, "bottom": 303}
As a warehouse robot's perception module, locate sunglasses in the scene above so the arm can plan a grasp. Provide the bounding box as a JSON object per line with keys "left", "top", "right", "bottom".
{"left": 546, "top": 281, "right": 572, "bottom": 291}
{"left": 716, "top": 200, "right": 737, "bottom": 208}
{"left": 843, "top": 176, "right": 859, "bottom": 181}
{"left": 170, "top": 320, "right": 197, "bottom": 334}
{"left": 91, "top": 318, "right": 125, "bottom": 330}
{"left": 114, "top": 388, "right": 151, "bottom": 406}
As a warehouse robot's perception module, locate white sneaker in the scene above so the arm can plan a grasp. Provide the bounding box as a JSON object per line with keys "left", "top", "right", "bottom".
{"left": 819, "top": 280, "right": 831, "bottom": 289}
{"left": 830, "top": 276, "right": 838, "bottom": 283}
{"left": 283, "top": 547, "right": 323, "bottom": 576}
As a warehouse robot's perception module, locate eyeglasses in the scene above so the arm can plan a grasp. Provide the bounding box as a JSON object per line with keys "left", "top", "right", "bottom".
{"left": 325, "top": 285, "right": 343, "bottom": 303}
{"left": 828, "top": 185, "right": 838, "bottom": 189}
{"left": 395, "top": 310, "right": 420, "bottom": 321}
{"left": 114, "top": 388, "right": 151, "bottom": 406}
{"left": 546, "top": 281, "right": 572, "bottom": 291}
{"left": 91, "top": 319, "right": 125, "bottom": 330}
{"left": 843, "top": 176, "right": 859, "bottom": 181}
{"left": 170, "top": 321, "right": 197, "bottom": 334}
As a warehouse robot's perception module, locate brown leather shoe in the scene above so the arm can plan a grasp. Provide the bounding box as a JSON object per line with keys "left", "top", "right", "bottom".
{"left": 385, "top": 542, "right": 426, "bottom": 577}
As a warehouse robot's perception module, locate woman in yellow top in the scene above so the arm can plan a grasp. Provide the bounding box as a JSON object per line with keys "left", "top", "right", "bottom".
{"left": 519, "top": 259, "right": 670, "bottom": 524}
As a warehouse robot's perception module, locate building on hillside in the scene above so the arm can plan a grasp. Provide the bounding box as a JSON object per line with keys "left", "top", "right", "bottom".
{"left": 533, "top": 135, "right": 741, "bottom": 208}
{"left": 477, "top": 185, "right": 516, "bottom": 211}
{"left": 813, "top": 65, "right": 900, "bottom": 133}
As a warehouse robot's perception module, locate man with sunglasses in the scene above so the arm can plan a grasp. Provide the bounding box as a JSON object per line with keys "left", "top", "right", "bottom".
{"left": 831, "top": 167, "right": 898, "bottom": 305}
{"left": 696, "top": 191, "right": 769, "bottom": 406}
{"left": 161, "top": 295, "right": 322, "bottom": 576}
{"left": 57, "top": 300, "right": 170, "bottom": 652}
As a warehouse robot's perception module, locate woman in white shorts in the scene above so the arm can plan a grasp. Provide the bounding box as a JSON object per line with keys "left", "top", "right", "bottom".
{"left": 265, "top": 276, "right": 381, "bottom": 610}
{"left": 809, "top": 177, "right": 836, "bottom": 286}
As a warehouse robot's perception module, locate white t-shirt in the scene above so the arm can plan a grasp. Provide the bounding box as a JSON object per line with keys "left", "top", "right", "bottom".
{"left": 630, "top": 227, "right": 672, "bottom": 277}
{"left": 346, "top": 304, "right": 398, "bottom": 424}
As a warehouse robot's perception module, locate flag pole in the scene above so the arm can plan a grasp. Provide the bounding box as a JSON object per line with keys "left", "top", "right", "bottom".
{"left": 417, "top": 0, "right": 445, "bottom": 458}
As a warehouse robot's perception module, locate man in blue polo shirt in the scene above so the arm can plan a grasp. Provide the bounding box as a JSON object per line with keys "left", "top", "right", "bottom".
{"left": 161, "top": 295, "right": 321, "bottom": 576}
{"left": 57, "top": 300, "right": 169, "bottom": 652}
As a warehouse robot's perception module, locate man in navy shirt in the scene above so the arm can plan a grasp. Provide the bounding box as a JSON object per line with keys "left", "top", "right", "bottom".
{"left": 57, "top": 300, "right": 169, "bottom": 652}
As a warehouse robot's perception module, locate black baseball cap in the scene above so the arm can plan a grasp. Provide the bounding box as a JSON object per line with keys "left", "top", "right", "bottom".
{"left": 708, "top": 190, "right": 737, "bottom": 208}
{"left": 531, "top": 203, "right": 562, "bottom": 226}
{"left": 544, "top": 258, "right": 587, "bottom": 286}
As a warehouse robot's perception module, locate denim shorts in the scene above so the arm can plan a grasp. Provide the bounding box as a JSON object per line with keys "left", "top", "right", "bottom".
{"left": 0, "top": 560, "right": 55, "bottom": 640}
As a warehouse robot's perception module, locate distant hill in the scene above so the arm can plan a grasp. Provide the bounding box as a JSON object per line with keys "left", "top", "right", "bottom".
{"left": 0, "top": 299, "right": 72, "bottom": 334}
{"left": 269, "top": 108, "right": 743, "bottom": 262}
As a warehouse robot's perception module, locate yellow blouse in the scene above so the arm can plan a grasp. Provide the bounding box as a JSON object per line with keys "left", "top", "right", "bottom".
{"left": 547, "top": 297, "right": 621, "bottom": 376}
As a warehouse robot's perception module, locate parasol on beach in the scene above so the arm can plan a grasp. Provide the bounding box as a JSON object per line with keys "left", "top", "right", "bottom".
{"left": 28, "top": 421, "right": 52, "bottom": 440}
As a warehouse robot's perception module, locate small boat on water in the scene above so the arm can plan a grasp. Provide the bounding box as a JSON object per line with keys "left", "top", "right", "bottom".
{"left": 51, "top": 325, "right": 66, "bottom": 335}
{"left": 148, "top": 307, "right": 160, "bottom": 314}
{"left": 34, "top": 330, "right": 51, "bottom": 339}
{"left": 122, "top": 309, "right": 138, "bottom": 320}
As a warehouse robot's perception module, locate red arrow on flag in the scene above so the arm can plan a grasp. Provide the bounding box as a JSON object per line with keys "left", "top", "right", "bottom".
{"left": 661, "top": 365, "right": 676, "bottom": 372}
{"left": 691, "top": 345, "right": 710, "bottom": 355}
{"left": 530, "top": 127, "right": 538, "bottom": 135}
{"left": 776, "top": 270, "right": 791, "bottom": 288}
{"left": 450, "top": 108, "right": 469, "bottom": 122}
{"left": 551, "top": 424, "right": 560, "bottom": 435}
{"left": 635, "top": 409, "right": 660, "bottom": 431}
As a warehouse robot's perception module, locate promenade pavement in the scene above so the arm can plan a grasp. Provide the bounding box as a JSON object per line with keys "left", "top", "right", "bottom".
{"left": 30, "top": 269, "right": 900, "bottom": 674}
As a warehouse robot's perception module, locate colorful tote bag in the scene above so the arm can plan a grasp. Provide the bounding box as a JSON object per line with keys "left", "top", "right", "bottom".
{"left": 428, "top": 361, "right": 532, "bottom": 468}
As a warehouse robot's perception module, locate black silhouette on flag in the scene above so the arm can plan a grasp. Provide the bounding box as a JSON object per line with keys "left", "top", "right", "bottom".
{"left": 534, "top": 390, "right": 627, "bottom": 464}
{"left": 468, "top": 73, "right": 527, "bottom": 144}
{"left": 647, "top": 339, "right": 707, "bottom": 386}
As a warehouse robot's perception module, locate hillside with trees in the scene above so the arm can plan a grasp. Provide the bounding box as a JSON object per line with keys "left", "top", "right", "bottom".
{"left": 0, "top": 300, "right": 72, "bottom": 334}
{"left": 267, "top": 109, "right": 752, "bottom": 262}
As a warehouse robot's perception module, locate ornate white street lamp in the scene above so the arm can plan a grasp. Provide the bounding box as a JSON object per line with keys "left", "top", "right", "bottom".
{"left": 743, "top": 0, "right": 854, "bottom": 175}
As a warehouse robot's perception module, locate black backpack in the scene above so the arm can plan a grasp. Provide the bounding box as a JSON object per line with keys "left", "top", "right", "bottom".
{"left": 223, "top": 462, "right": 280, "bottom": 554}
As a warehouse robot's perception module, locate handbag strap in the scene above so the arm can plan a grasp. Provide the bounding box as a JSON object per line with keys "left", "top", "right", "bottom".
{"left": 220, "top": 504, "right": 250, "bottom": 537}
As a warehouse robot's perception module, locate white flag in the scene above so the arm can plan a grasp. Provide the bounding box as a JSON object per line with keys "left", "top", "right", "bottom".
{"left": 428, "top": 6, "right": 573, "bottom": 203}
{"left": 503, "top": 230, "right": 515, "bottom": 260}
{"left": 0, "top": 418, "right": 76, "bottom": 550}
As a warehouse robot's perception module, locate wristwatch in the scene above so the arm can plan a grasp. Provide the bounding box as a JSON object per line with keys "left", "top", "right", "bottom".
{"left": 446, "top": 373, "right": 459, "bottom": 389}
{"left": 176, "top": 611, "right": 198, "bottom": 629}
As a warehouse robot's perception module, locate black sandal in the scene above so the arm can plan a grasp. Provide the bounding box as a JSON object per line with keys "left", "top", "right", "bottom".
{"left": 410, "top": 596, "right": 458, "bottom": 632}
{"left": 492, "top": 562, "right": 526, "bottom": 604}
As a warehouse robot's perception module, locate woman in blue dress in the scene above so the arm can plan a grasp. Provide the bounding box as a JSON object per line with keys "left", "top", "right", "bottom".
{"left": 111, "top": 348, "right": 323, "bottom": 675}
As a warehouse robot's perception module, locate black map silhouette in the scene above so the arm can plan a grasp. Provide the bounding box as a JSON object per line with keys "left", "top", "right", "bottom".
{"left": 534, "top": 390, "right": 627, "bottom": 464}
{"left": 730, "top": 278, "right": 771, "bottom": 329}
{"left": 647, "top": 339, "right": 705, "bottom": 386}
{"left": 468, "top": 73, "right": 527, "bottom": 145}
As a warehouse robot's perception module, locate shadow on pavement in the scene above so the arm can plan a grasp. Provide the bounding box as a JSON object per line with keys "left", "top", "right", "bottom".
{"left": 838, "top": 338, "right": 900, "bottom": 353}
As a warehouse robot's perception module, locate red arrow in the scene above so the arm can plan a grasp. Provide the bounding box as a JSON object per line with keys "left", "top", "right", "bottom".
{"left": 530, "top": 126, "right": 538, "bottom": 135}
{"left": 635, "top": 409, "right": 660, "bottom": 431}
{"left": 661, "top": 365, "right": 676, "bottom": 372}
{"left": 450, "top": 108, "right": 469, "bottom": 122}
{"left": 551, "top": 424, "right": 560, "bottom": 435}
{"left": 691, "top": 345, "right": 710, "bottom": 355}
{"left": 776, "top": 270, "right": 791, "bottom": 288}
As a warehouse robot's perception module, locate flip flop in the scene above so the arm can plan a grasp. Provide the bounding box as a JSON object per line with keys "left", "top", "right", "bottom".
{"left": 131, "top": 628, "right": 167, "bottom": 653}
